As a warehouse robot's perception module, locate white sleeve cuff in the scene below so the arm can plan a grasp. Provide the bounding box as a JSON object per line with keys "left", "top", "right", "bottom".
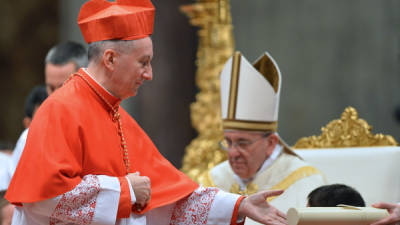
{"left": 207, "top": 190, "right": 241, "bottom": 225}
{"left": 94, "top": 175, "right": 121, "bottom": 224}
{"left": 125, "top": 176, "right": 136, "bottom": 204}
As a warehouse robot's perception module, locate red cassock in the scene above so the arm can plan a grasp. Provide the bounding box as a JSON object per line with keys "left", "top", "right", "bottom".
{"left": 6, "top": 69, "right": 199, "bottom": 215}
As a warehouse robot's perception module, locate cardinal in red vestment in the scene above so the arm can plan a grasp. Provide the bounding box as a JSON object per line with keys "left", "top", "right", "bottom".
{"left": 6, "top": 0, "right": 287, "bottom": 225}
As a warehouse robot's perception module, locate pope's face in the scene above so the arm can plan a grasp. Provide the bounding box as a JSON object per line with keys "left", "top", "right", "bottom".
{"left": 112, "top": 37, "right": 153, "bottom": 99}
{"left": 225, "top": 131, "right": 275, "bottom": 179}
{"left": 45, "top": 62, "right": 77, "bottom": 95}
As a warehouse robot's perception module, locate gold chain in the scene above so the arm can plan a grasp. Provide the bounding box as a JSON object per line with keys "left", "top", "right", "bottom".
{"left": 74, "top": 73, "right": 130, "bottom": 173}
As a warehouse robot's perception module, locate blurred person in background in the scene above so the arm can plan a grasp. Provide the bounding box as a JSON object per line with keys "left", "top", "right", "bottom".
{"left": 0, "top": 143, "right": 13, "bottom": 191}
{"left": 11, "top": 41, "right": 87, "bottom": 175}
{"left": 11, "top": 85, "right": 47, "bottom": 174}
{"left": 21, "top": 86, "right": 48, "bottom": 129}
{"left": 44, "top": 41, "right": 87, "bottom": 95}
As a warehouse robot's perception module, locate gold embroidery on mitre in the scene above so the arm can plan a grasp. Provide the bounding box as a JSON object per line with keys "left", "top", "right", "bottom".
{"left": 227, "top": 51, "right": 241, "bottom": 119}
{"left": 267, "top": 166, "right": 322, "bottom": 202}
{"left": 230, "top": 182, "right": 258, "bottom": 196}
{"left": 253, "top": 54, "right": 279, "bottom": 93}
{"left": 223, "top": 119, "right": 278, "bottom": 132}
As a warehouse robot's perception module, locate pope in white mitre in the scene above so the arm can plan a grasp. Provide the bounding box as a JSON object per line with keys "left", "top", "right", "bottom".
{"left": 200, "top": 51, "right": 327, "bottom": 223}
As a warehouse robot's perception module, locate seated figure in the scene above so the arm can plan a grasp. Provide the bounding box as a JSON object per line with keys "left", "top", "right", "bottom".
{"left": 307, "top": 184, "right": 366, "bottom": 207}
{"left": 200, "top": 51, "right": 326, "bottom": 217}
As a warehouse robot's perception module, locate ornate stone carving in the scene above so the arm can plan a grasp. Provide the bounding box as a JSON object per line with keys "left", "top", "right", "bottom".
{"left": 294, "top": 107, "right": 398, "bottom": 148}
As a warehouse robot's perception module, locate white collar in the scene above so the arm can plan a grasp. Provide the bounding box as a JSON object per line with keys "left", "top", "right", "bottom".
{"left": 83, "top": 68, "right": 116, "bottom": 97}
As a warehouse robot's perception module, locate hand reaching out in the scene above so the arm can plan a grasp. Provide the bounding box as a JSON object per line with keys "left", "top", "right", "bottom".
{"left": 238, "top": 190, "right": 287, "bottom": 225}
{"left": 371, "top": 202, "right": 400, "bottom": 225}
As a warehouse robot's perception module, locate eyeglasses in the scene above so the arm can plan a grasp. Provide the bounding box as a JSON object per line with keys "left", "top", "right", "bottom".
{"left": 219, "top": 133, "right": 271, "bottom": 151}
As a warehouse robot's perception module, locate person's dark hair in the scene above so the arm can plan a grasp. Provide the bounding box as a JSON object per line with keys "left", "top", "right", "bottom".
{"left": 24, "top": 86, "right": 48, "bottom": 119}
{"left": 0, "top": 141, "right": 13, "bottom": 152}
{"left": 45, "top": 41, "right": 88, "bottom": 69}
{"left": 308, "top": 184, "right": 365, "bottom": 207}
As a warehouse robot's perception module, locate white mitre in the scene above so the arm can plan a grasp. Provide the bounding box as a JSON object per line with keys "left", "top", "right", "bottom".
{"left": 220, "top": 51, "right": 281, "bottom": 132}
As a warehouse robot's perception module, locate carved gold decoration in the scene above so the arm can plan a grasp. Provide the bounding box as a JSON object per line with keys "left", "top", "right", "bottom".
{"left": 294, "top": 107, "right": 398, "bottom": 148}
{"left": 180, "top": 0, "right": 234, "bottom": 182}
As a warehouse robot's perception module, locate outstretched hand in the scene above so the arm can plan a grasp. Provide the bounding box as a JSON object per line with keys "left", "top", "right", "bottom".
{"left": 238, "top": 190, "right": 287, "bottom": 225}
{"left": 371, "top": 202, "right": 400, "bottom": 225}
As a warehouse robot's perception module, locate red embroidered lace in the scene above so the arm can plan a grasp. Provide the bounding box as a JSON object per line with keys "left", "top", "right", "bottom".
{"left": 170, "top": 187, "right": 219, "bottom": 225}
{"left": 49, "top": 175, "right": 100, "bottom": 225}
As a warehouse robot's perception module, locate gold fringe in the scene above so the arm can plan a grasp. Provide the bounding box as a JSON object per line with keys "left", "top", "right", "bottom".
{"left": 201, "top": 164, "right": 321, "bottom": 203}
{"left": 223, "top": 119, "right": 278, "bottom": 132}
{"left": 230, "top": 182, "right": 259, "bottom": 196}
{"left": 228, "top": 51, "right": 241, "bottom": 119}
{"left": 267, "top": 166, "right": 322, "bottom": 201}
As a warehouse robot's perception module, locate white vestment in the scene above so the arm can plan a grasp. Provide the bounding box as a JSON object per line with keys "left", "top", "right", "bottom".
{"left": 11, "top": 175, "right": 241, "bottom": 225}
{"left": 11, "top": 128, "right": 28, "bottom": 175}
{"left": 0, "top": 151, "right": 12, "bottom": 191}
{"left": 203, "top": 144, "right": 326, "bottom": 224}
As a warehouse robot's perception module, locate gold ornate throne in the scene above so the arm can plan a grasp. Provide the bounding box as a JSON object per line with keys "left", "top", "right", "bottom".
{"left": 293, "top": 107, "right": 397, "bottom": 148}
{"left": 293, "top": 106, "right": 399, "bottom": 205}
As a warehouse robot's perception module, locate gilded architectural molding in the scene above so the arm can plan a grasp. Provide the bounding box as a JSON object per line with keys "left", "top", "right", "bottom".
{"left": 180, "top": 0, "right": 234, "bottom": 182}
{"left": 294, "top": 107, "right": 398, "bottom": 149}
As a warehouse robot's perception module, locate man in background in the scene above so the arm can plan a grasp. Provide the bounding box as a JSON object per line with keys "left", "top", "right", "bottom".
{"left": 11, "top": 41, "right": 87, "bottom": 174}
{"left": 11, "top": 86, "right": 47, "bottom": 174}
{"left": 21, "top": 86, "right": 48, "bottom": 129}
{"left": 44, "top": 41, "right": 88, "bottom": 95}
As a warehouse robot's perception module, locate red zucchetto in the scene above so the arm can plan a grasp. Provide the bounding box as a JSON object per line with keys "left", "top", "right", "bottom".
{"left": 78, "top": 0, "right": 155, "bottom": 43}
